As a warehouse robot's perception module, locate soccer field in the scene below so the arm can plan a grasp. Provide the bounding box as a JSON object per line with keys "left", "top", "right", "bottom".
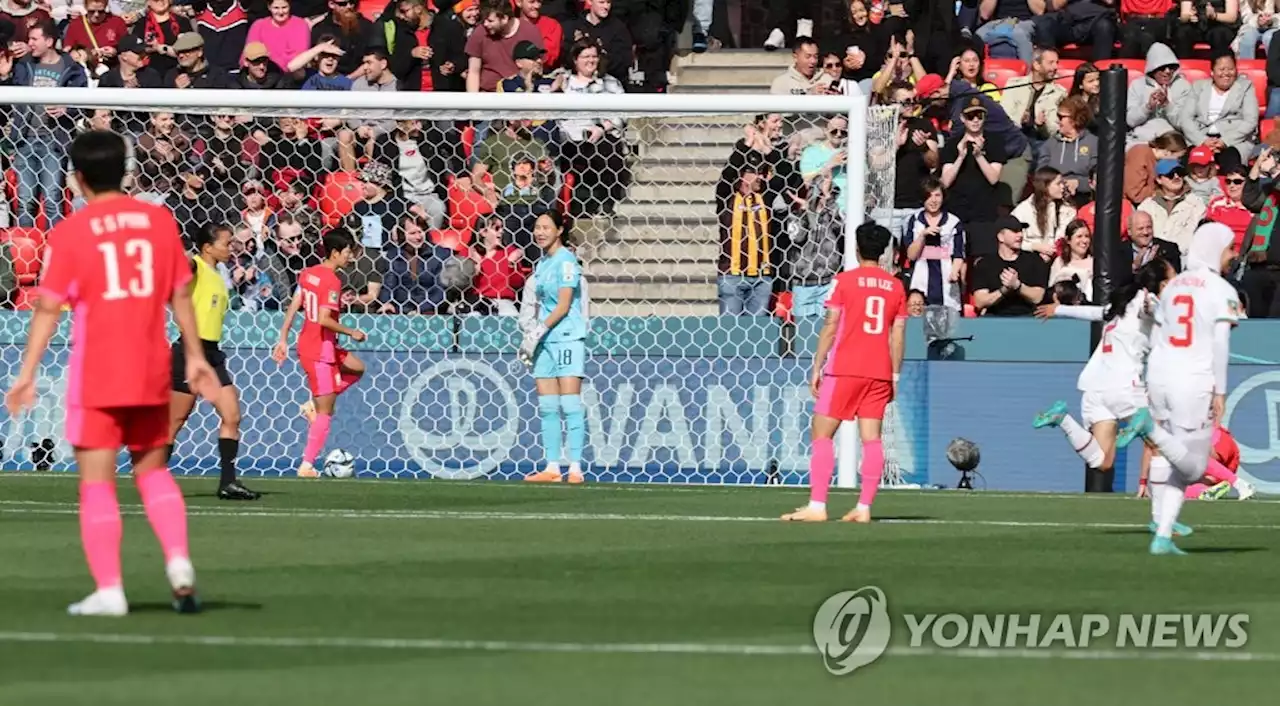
{"left": 1, "top": 475, "right": 1277, "bottom": 706}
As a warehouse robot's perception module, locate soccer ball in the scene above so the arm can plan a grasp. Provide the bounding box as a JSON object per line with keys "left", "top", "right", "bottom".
{"left": 322, "top": 449, "right": 356, "bottom": 479}
{"left": 946, "top": 438, "right": 981, "bottom": 472}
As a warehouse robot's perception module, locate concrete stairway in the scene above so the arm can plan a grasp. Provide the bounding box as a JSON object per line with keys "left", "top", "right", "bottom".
{"left": 580, "top": 51, "right": 787, "bottom": 317}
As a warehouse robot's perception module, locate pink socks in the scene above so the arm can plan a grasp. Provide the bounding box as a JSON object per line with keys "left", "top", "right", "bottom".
{"left": 858, "top": 440, "right": 884, "bottom": 509}
{"left": 79, "top": 481, "right": 122, "bottom": 590}
{"left": 1206, "top": 458, "right": 1239, "bottom": 485}
{"left": 304, "top": 413, "right": 333, "bottom": 465}
{"left": 135, "top": 469, "right": 189, "bottom": 563}
{"left": 808, "top": 438, "right": 834, "bottom": 505}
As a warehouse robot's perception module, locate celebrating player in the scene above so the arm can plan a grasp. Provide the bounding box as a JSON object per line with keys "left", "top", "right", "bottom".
{"left": 1118, "top": 222, "right": 1243, "bottom": 555}
{"left": 783, "top": 223, "right": 906, "bottom": 523}
{"left": 1139, "top": 423, "right": 1255, "bottom": 501}
{"left": 166, "top": 225, "right": 260, "bottom": 501}
{"left": 271, "top": 229, "right": 367, "bottom": 478}
{"left": 1032, "top": 258, "right": 1174, "bottom": 488}
{"left": 519, "top": 210, "right": 589, "bottom": 483}
{"left": 4, "top": 130, "right": 217, "bottom": 615}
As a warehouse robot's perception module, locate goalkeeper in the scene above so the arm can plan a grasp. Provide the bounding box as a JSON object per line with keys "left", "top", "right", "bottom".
{"left": 518, "top": 210, "right": 589, "bottom": 484}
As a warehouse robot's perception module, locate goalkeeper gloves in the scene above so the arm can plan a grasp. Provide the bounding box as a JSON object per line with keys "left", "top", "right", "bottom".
{"left": 518, "top": 322, "right": 549, "bottom": 368}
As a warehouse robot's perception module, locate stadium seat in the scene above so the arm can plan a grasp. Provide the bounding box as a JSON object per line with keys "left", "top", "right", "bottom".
{"left": 772, "top": 291, "right": 794, "bottom": 323}
{"left": 1237, "top": 60, "right": 1269, "bottom": 114}
{"left": 430, "top": 227, "right": 471, "bottom": 255}
{"left": 11, "top": 286, "right": 39, "bottom": 311}
{"left": 1054, "top": 72, "right": 1074, "bottom": 92}
{"left": 1181, "top": 59, "right": 1211, "bottom": 85}
{"left": 461, "top": 125, "right": 476, "bottom": 161}
{"left": 1058, "top": 58, "right": 1084, "bottom": 75}
{"left": 1, "top": 226, "right": 46, "bottom": 249}
{"left": 446, "top": 174, "right": 496, "bottom": 231}
{"left": 1095, "top": 58, "right": 1146, "bottom": 85}
{"left": 318, "top": 171, "right": 362, "bottom": 227}
{"left": 984, "top": 60, "right": 1024, "bottom": 89}
{"left": 1262, "top": 118, "right": 1278, "bottom": 145}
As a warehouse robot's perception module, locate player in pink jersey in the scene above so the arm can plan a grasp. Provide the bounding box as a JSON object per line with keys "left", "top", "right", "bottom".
{"left": 1139, "top": 424, "right": 1255, "bottom": 501}
{"left": 272, "top": 230, "right": 367, "bottom": 478}
{"left": 4, "top": 131, "right": 219, "bottom": 616}
{"left": 783, "top": 223, "right": 906, "bottom": 524}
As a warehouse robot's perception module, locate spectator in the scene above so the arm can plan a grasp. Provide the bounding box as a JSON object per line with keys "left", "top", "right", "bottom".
{"left": 62, "top": 0, "right": 128, "bottom": 67}
{"left": 135, "top": 111, "right": 191, "bottom": 197}
{"left": 240, "top": 179, "right": 273, "bottom": 243}
{"left": 1127, "top": 209, "right": 1182, "bottom": 271}
{"left": 293, "top": 37, "right": 353, "bottom": 90}
{"left": 870, "top": 34, "right": 926, "bottom": 98}
{"left": 971, "top": 216, "right": 1049, "bottom": 316}
{"left": 976, "top": 0, "right": 1038, "bottom": 65}
{"left": 353, "top": 46, "right": 399, "bottom": 99}
{"left": 946, "top": 45, "right": 1001, "bottom": 101}
{"left": 165, "top": 31, "right": 235, "bottom": 88}
{"left": 429, "top": 0, "right": 479, "bottom": 93}
{"left": 341, "top": 241, "right": 390, "bottom": 313}
{"left": 1176, "top": 51, "right": 1259, "bottom": 161}
{"left": 372, "top": 119, "right": 454, "bottom": 230}
{"left": 0, "top": 0, "right": 53, "bottom": 47}
{"left": 556, "top": 40, "right": 628, "bottom": 215}
{"left": 519, "top": 0, "right": 561, "bottom": 69}
{"left": 999, "top": 46, "right": 1068, "bottom": 142}
{"left": 470, "top": 214, "right": 530, "bottom": 314}
{"left": 939, "top": 97, "right": 1007, "bottom": 226}
{"left": 1013, "top": 166, "right": 1077, "bottom": 260}
{"left": 1049, "top": 218, "right": 1094, "bottom": 301}
{"left": 818, "top": 50, "right": 861, "bottom": 95}
{"left": 275, "top": 181, "right": 324, "bottom": 235}
{"left": 383, "top": 214, "right": 454, "bottom": 314}
{"left": 825, "top": 0, "right": 884, "bottom": 87}
{"left": 1126, "top": 43, "right": 1192, "bottom": 147}
{"left": 934, "top": 73, "right": 1032, "bottom": 198}
{"left": 769, "top": 36, "right": 822, "bottom": 95}
{"left": 130, "top": 0, "right": 192, "bottom": 78}
{"left": 98, "top": 35, "right": 163, "bottom": 108}
{"left": 799, "top": 115, "right": 849, "bottom": 216}
{"left": 715, "top": 152, "right": 774, "bottom": 316}
{"left": 560, "top": 0, "right": 632, "bottom": 87}
{"left": 1, "top": 18, "right": 85, "bottom": 229}
{"left": 903, "top": 177, "right": 966, "bottom": 331}
{"left": 245, "top": 0, "right": 312, "bottom": 71}
{"left": 1138, "top": 158, "right": 1208, "bottom": 254}
{"left": 1124, "top": 130, "right": 1188, "bottom": 203}
{"left": 263, "top": 214, "right": 320, "bottom": 302}
{"left": 200, "top": 112, "right": 252, "bottom": 194}
{"left": 498, "top": 40, "right": 561, "bottom": 143}
{"left": 1120, "top": 0, "right": 1173, "bottom": 59}
{"left": 892, "top": 82, "right": 941, "bottom": 227}
{"left": 226, "top": 224, "right": 272, "bottom": 311}
{"left": 349, "top": 161, "right": 409, "bottom": 250}
{"left": 1207, "top": 163, "right": 1254, "bottom": 247}
{"left": 1037, "top": 94, "right": 1098, "bottom": 206}
{"left": 786, "top": 172, "right": 845, "bottom": 318}
{"left": 238, "top": 41, "right": 295, "bottom": 89}
{"left": 762, "top": 0, "right": 812, "bottom": 51}
{"left": 192, "top": 0, "right": 250, "bottom": 72}
{"left": 1034, "top": 0, "right": 1117, "bottom": 61}
{"left": 260, "top": 117, "right": 327, "bottom": 192}
{"left": 376, "top": 0, "right": 431, "bottom": 91}
{"left": 1237, "top": 0, "right": 1279, "bottom": 58}
{"left": 312, "top": 0, "right": 374, "bottom": 75}
{"left": 906, "top": 0, "right": 963, "bottom": 76}
{"left": 1069, "top": 62, "right": 1101, "bottom": 130}
{"left": 728, "top": 113, "right": 803, "bottom": 211}
{"left": 173, "top": 166, "right": 237, "bottom": 243}
{"left": 1186, "top": 144, "right": 1225, "bottom": 199}
{"left": 475, "top": 119, "right": 557, "bottom": 255}
{"left": 1239, "top": 148, "right": 1280, "bottom": 315}
{"left": 1174, "top": 0, "right": 1240, "bottom": 57}
{"left": 466, "top": 0, "right": 543, "bottom": 93}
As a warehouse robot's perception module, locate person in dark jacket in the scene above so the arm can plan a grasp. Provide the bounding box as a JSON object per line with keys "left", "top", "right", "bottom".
{"left": 429, "top": 0, "right": 478, "bottom": 92}
{"left": 382, "top": 214, "right": 455, "bottom": 314}
{"left": 559, "top": 0, "right": 632, "bottom": 83}
{"left": 311, "top": 0, "right": 375, "bottom": 75}
{"left": 193, "top": 0, "right": 251, "bottom": 72}
{"left": 165, "top": 31, "right": 236, "bottom": 88}
{"left": 128, "top": 0, "right": 193, "bottom": 78}
{"left": 237, "top": 41, "right": 296, "bottom": 88}
{"left": 376, "top": 0, "right": 430, "bottom": 91}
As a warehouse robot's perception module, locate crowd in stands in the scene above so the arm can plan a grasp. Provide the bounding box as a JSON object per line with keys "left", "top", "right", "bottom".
{"left": 717, "top": 0, "right": 1280, "bottom": 330}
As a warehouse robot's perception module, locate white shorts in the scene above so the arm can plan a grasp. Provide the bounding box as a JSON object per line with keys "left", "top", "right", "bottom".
{"left": 1080, "top": 387, "right": 1147, "bottom": 428}
{"left": 1148, "top": 385, "right": 1214, "bottom": 433}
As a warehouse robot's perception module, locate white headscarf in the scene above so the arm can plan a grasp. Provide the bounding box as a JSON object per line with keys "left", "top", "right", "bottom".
{"left": 1185, "top": 222, "right": 1236, "bottom": 273}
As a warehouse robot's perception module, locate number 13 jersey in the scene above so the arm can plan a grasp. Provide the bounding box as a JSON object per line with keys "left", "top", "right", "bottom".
{"left": 823, "top": 265, "right": 907, "bottom": 381}
{"left": 1147, "top": 270, "right": 1241, "bottom": 389}
{"left": 38, "top": 196, "right": 191, "bottom": 409}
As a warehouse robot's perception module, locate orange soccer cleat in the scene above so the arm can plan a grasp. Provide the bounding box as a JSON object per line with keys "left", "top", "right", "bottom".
{"left": 524, "top": 468, "right": 563, "bottom": 483}
{"left": 781, "top": 506, "right": 828, "bottom": 522}
{"left": 842, "top": 508, "right": 872, "bottom": 524}
{"left": 297, "top": 462, "right": 320, "bottom": 479}
{"left": 566, "top": 470, "right": 585, "bottom": 484}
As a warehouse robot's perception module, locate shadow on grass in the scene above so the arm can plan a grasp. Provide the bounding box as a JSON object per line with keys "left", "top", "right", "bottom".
{"left": 1183, "top": 547, "right": 1266, "bottom": 554}
{"left": 129, "top": 600, "right": 265, "bottom": 613}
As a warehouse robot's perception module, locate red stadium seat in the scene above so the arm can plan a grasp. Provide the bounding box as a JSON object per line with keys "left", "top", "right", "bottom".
{"left": 984, "top": 60, "right": 1024, "bottom": 89}
{"left": 430, "top": 227, "right": 471, "bottom": 255}
{"left": 772, "top": 291, "right": 794, "bottom": 323}
{"left": 1, "top": 226, "right": 46, "bottom": 249}
{"left": 1262, "top": 118, "right": 1278, "bottom": 145}
{"left": 11, "top": 286, "right": 39, "bottom": 311}
{"left": 1054, "top": 72, "right": 1074, "bottom": 92}
{"left": 1237, "top": 60, "right": 1269, "bottom": 114}
{"left": 461, "top": 125, "right": 476, "bottom": 161}
{"left": 6, "top": 232, "right": 44, "bottom": 287}
{"left": 1095, "top": 58, "right": 1145, "bottom": 85}
{"left": 318, "top": 171, "right": 362, "bottom": 227}
{"left": 559, "top": 172, "right": 575, "bottom": 214}
{"left": 446, "top": 174, "right": 496, "bottom": 232}
{"left": 1181, "top": 59, "right": 1211, "bottom": 85}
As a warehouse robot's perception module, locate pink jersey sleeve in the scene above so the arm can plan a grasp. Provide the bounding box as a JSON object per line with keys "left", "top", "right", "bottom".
{"left": 893, "top": 280, "right": 908, "bottom": 323}
{"left": 825, "top": 275, "right": 846, "bottom": 310}
{"left": 36, "top": 230, "right": 76, "bottom": 304}
{"left": 320, "top": 271, "right": 341, "bottom": 310}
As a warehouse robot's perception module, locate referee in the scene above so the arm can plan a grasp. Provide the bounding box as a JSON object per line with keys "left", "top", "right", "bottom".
{"left": 167, "top": 224, "right": 260, "bottom": 501}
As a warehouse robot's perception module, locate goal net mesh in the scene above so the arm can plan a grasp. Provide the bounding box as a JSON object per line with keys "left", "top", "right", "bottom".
{"left": 0, "top": 99, "right": 913, "bottom": 487}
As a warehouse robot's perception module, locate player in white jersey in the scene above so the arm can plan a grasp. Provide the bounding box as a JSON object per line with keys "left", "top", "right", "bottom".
{"left": 1117, "top": 222, "right": 1242, "bottom": 556}
{"left": 1032, "top": 259, "right": 1176, "bottom": 484}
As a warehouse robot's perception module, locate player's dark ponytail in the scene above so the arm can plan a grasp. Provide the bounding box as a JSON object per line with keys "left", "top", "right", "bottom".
{"left": 537, "top": 209, "right": 575, "bottom": 248}
{"left": 1104, "top": 258, "right": 1170, "bottom": 322}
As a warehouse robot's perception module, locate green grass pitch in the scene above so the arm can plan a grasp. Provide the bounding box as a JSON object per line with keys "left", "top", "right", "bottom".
{"left": 0, "top": 474, "right": 1278, "bottom": 705}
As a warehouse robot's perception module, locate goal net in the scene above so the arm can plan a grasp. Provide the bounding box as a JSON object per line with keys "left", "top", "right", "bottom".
{"left": 0, "top": 88, "right": 913, "bottom": 487}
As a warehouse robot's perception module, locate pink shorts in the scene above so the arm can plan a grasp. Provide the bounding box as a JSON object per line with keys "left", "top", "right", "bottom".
{"left": 66, "top": 404, "right": 169, "bottom": 452}
{"left": 301, "top": 349, "right": 350, "bottom": 398}
{"left": 816, "top": 375, "right": 893, "bottom": 421}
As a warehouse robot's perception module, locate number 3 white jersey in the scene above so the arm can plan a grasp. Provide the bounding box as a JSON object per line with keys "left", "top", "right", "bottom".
{"left": 1147, "top": 270, "right": 1241, "bottom": 388}
{"left": 1077, "top": 293, "right": 1156, "bottom": 393}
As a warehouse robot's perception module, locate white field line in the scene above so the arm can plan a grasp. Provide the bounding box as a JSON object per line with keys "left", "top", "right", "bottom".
{"left": 0, "top": 500, "right": 1276, "bottom": 531}
{"left": 0, "top": 631, "right": 1275, "bottom": 664}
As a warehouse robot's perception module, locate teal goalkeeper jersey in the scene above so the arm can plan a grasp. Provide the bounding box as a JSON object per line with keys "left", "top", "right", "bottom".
{"left": 534, "top": 247, "right": 586, "bottom": 343}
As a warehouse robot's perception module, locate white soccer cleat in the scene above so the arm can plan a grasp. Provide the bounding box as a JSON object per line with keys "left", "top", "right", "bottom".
{"left": 67, "top": 587, "right": 128, "bottom": 617}
{"left": 1236, "top": 480, "right": 1256, "bottom": 501}
{"left": 796, "top": 18, "right": 814, "bottom": 38}
{"left": 764, "top": 28, "right": 785, "bottom": 50}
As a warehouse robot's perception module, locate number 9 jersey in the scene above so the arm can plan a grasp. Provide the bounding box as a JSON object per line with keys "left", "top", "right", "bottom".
{"left": 1147, "top": 269, "right": 1241, "bottom": 390}
{"left": 38, "top": 196, "right": 191, "bottom": 409}
{"left": 823, "top": 265, "right": 907, "bottom": 381}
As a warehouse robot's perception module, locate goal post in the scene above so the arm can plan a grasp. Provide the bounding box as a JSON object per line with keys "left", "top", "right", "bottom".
{"left": 0, "top": 87, "right": 913, "bottom": 488}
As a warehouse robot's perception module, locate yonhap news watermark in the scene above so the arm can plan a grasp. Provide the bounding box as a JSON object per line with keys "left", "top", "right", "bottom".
{"left": 813, "top": 586, "right": 1251, "bottom": 675}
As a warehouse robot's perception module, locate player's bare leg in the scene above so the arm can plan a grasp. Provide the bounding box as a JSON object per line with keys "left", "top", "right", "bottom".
{"left": 166, "top": 391, "right": 197, "bottom": 464}
{"left": 782, "top": 414, "right": 841, "bottom": 522}
{"left": 1033, "top": 401, "right": 1111, "bottom": 472}
{"left": 67, "top": 448, "right": 128, "bottom": 617}
{"left": 841, "top": 417, "right": 884, "bottom": 524}
{"left": 299, "top": 393, "right": 337, "bottom": 478}
{"left": 132, "top": 445, "right": 200, "bottom": 612}
{"left": 527, "top": 378, "right": 567, "bottom": 482}
{"left": 212, "top": 385, "right": 258, "bottom": 500}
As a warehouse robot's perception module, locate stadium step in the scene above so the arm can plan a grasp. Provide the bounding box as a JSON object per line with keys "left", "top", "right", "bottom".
{"left": 614, "top": 202, "right": 717, "bottom": 220}
{"left": 627, "top": 182, "right": 716, "bottom": 203}
{"left": 612, "top": 219, "right": 716, "bottom": 242}
{"left": 668, "top": 84, "right": 773, "bottom": 95}
{"left": 673, "top": 49, "right": 791, "bottom": 69}
{"left": 639, "top": 124, "right": 746, "bottom": 145}
{"left": 676, "top": 66, "right": 788, "bottom": 87}
{"left": 589, "top": 300, "right": 719, "bottom": 317}
{"left": 589, "top": 280, "right": 716, "bottom": 302}
{"left": 632, "top": 162, "right": 725, "bottom": 183}
{"left": 585, "top": 260, "right": 711, "bottom": 279}
{"left": 636, "top": 143, "right": 730, "bottom": 162}
{"left": 590, "top": 240, "right": 718, "bottom": 262}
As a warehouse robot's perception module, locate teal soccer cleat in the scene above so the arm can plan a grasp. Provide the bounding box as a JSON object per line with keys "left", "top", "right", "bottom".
{"left": 1116, "top": 408, "right": 1154, "bottom": 448}
{"left": 1149, "top": 536, "right": 1187, "bottom": 556}
{"left": 1033, "top": 400, "right": 1069, "bottom": 429}
{"left": 1148, "top": 521, "right": 1193, "bottom": 537}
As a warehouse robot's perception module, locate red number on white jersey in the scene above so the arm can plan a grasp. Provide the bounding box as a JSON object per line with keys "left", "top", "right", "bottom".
{"left": 1168, "top": 294, "right": 1194, "bottom": 348}
{"left": 1100, "top": 319, "right": 1118, "bottom": 353}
